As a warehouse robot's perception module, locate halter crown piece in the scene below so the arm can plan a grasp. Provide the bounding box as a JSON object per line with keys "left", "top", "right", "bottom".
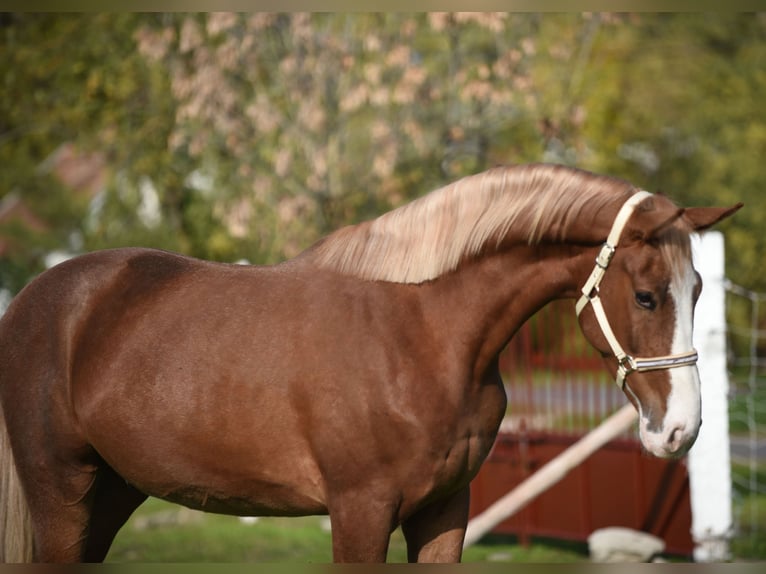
{"left": 575, "top": 191, "right": 699, "bottom": 389}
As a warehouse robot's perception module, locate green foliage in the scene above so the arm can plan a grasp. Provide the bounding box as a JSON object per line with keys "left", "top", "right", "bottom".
{"left": 0, "top": 13, "right": 182, "bottom": 287}
{"left": 1, "top": 13, "right": 763, "bottom": 293}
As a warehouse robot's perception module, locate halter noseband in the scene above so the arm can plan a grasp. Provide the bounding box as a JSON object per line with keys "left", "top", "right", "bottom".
{"left": 575, "top": 191, "right": 699, "bottom": 389}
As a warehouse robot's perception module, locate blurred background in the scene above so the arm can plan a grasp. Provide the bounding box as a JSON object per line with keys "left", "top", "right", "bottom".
{"left": 0, "top": 12, "right": 764, "bottom": 562}
{"left": 1, "top": 13, "right": 762, "bottom": 290}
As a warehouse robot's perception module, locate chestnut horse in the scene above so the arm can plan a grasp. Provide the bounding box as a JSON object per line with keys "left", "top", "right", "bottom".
{"left": 0, "top": 164, "right": 740, "bottom": 562}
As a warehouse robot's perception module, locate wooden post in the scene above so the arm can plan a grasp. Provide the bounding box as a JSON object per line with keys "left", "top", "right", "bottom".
{"left": 464, "top": 403, "right": 638, "bottom": 548}
{"left": 688, "top": 231, "right": 733, "bottom": 562}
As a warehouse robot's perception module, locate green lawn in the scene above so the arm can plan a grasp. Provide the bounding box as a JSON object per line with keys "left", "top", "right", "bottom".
{"left": 106, "top": 498, "right": 588, "bottom": 563}
{"left": 731, "top": 462, "right": 766, "bottom": 561}
{"left": 106, "top": 483, "right": 765, "bottom": 563}
{"left": 731, "top": 492, "right": 766, "bottom": 560}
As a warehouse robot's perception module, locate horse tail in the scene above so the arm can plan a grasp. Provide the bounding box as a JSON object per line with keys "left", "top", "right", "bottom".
{"left": 0, "top": 405, "right": 34, "bottom": 562}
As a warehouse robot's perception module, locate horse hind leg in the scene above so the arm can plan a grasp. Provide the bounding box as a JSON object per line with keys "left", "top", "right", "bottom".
{"left": 19, "top": 458, "right": 146, "bottom": 563}
{"left": 17, "top": 460, "right": 98, "bottom": 562}
{"left": 82, "top": 463, "right": 147, "bottom": 562}
{"left": 0, "top": 405, "right": 94, "bottom": 563}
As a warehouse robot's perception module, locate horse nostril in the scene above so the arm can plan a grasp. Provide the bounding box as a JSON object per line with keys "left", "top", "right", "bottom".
{"left": 666, "top": 424, "right": 685, "bottom": 450}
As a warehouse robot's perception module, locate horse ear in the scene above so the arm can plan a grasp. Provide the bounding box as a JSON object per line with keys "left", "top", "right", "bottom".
{"left": 682, "top": 203, "right": 744, "bottom": 232}
{"left": 645, "top": 208, "right": 685, "bottom": 240}
{"left": 624, "top": 195, "right": 684, "bottom": 243}
{"left": 626, "top": 198, "right": 743, "bottom": 243}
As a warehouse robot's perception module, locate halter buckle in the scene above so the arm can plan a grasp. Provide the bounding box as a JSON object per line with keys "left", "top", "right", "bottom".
{"left": 596, "top": 243, "right": 616, "bottom": 269}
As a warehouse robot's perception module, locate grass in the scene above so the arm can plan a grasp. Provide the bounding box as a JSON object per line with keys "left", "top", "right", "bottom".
{"left": 106, "top": 498, "right": 588, "bottom": 563}
{"left": 106, "top": 478, "right": 766, "bottom": 563}
{"left": 731, "top": 493, "right": 766, "bottom": 560}
{"left": 730, "top": 462, "right": 766, "bottom": 561}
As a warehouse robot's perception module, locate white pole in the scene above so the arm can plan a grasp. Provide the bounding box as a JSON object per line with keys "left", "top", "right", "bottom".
{"left": 688, "top": 231, "right": 733, "bottom": 562}
{"left": 463, "top": 403, "right": 638, "bottom": 548}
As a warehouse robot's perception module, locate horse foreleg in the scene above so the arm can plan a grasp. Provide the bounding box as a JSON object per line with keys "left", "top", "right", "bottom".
{"left": 401, "top": 486, "right": 470, "bottom": 563}
{"left": 83, "top": 464, "right": 147, "bottom": 562}
{"left": 327, "top": 490, "right": 398, "bottom": 562}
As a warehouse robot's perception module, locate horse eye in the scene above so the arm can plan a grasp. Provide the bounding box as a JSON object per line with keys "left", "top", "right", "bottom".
{"left": 635, "top": 291, "right": 657, "bottom": 310}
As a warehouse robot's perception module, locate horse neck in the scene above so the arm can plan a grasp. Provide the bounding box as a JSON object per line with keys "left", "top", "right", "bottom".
{"left": 424, "top": 242, "right": 597, "bottom": 380}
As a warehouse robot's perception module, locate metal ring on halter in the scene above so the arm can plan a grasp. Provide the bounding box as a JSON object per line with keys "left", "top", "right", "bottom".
{"left": 576, "top": 190, "right": 699, "bottom": 389}
{"left": 618, "top": 355, "right": 636, "bottom": 374}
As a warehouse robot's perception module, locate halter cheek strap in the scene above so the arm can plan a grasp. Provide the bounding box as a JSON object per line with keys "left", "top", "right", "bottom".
{"left": 575, "top": 190, "right": 699, "bottom": 389}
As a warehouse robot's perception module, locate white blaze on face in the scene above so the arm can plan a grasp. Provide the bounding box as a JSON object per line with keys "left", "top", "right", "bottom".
{"left": 639, "top": 260, "right": 702, "bottom": 458}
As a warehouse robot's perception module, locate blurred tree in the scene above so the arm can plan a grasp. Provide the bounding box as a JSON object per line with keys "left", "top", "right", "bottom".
{"left": 0, "top": 13, "right": 762, "bottom": 295}
{"left": 0, "top": 13, "right": 184, "bottom": 291}
{"left": 569, "top": 13, "right": 764, "bottom": 289}
{"left": 132, "top": 13, "right": 544, "bottom": 261}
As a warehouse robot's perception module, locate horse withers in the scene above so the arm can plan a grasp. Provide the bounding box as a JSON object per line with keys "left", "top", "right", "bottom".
{"left": 0, "top": 164, "right": 741, "bottom": 562}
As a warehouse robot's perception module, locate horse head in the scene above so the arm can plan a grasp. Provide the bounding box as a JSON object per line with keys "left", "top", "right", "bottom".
{"left": 576, "top": 193, "right": 741, "bottom": 458}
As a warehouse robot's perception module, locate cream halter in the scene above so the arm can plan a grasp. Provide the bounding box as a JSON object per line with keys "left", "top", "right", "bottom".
{"left": 575, "top": 191, "right": 699, "bottom": 389}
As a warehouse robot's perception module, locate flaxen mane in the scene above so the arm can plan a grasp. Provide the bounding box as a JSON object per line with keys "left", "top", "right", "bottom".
{"left": 310, "top": 163, "right": 637, "bottom": 284}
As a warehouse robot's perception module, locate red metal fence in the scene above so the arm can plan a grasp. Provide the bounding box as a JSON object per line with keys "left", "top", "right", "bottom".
{"left": 468, "top": 299, "right": 694, "bottom": 556}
